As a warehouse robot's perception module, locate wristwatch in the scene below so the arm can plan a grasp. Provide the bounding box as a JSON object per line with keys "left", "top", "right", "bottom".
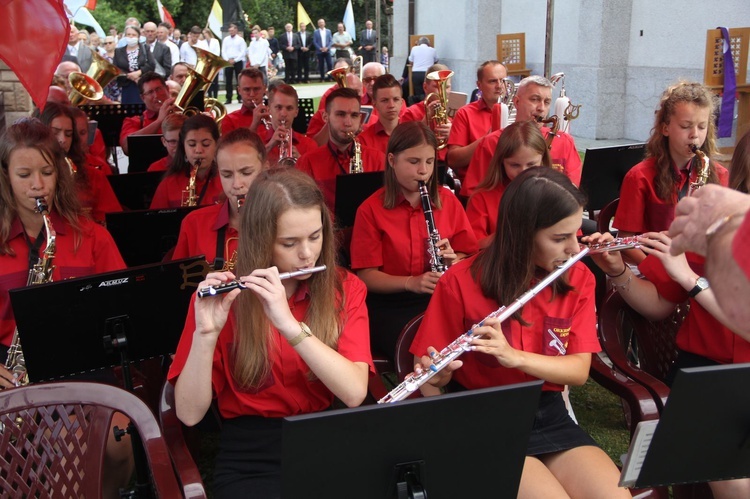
{"left": 688, "top": 276, "right": 710, "bottom": 298}
{"left": 288, "top": 321, "right": 312, "bottom": 347}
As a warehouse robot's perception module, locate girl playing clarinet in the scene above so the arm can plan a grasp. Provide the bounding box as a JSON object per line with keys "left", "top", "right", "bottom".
{"left": 411, "top": 168, "right": 629, "bottom": 498}
{"left": 350, "top": 121, "right": 477, "bottom": 362}
{"left": 169, "top": 169, "right": 373, "bottom": 498}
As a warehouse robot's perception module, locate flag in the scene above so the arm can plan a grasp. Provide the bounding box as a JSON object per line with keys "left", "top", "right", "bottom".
{"left": 297, "top": 2, "right": 312, "bottom": 29}
{"left": 64, "top": 0, "right": 105, "bottom": 38}
{"left": 343, "top": 0, "right": 356, "bottom": 40}
{"left": 0, "top": 0, "right": 69, "bottom": 110}
{"left": 157, "top": 0, "right": 175, "bottom": 28}
{"left": 208, "top": 0, "right": 223, "bottom": 38}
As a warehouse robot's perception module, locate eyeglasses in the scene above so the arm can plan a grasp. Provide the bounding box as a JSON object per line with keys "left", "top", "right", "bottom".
{"left": 163, "top": 139, "right": 178, "bottom": 146}
{"left": 363, "top": 76, "right": 378, "bottom": 84}
{"left": 141, "top": 86, "right": 168, "bottom": 98}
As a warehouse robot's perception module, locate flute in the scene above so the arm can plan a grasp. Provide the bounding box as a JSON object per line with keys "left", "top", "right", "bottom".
{"left": 378, "top": 248, "right": 590, "bottom": 404}
{"left": 585, "top": 235, "right": 642, "bottom": 254}
{"left": 197, "top": 265, "right": 327, "bottom": 298}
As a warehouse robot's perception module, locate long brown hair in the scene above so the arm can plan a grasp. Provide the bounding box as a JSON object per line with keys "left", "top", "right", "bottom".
{"left": 476, "top": 120, "right": 551, "bottom": 193}
{"left": 471, "top": 168, "right": 586, "bottom": 324}
{"left": 729, "top": 128, "right": 750, "bottom": 194}
{"left": 647, "top": 81, "right": 720, "bottom": 201}
{"left": 37, "top": 102, "right": 90, "bottom": 190}
{"left": 383, "top": 121, "right": 440, "bottom": 209}
{"left": 232, "top": 169, "right": 343, "bottom": 388}
{"left": 165, "top": 114, "right": 219, "bottom": 177}
{"left": 0, "top": 119, "right": 82, "bottom": 255}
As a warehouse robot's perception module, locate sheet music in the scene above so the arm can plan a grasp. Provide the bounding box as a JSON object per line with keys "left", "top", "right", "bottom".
{"left": 619, "top": 420, "right": 658, "bottom": 487}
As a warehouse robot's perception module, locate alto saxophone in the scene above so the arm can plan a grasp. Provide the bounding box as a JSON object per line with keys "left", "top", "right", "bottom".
{"left": 688, "top": 144, "right": 710, "bottom": 196}
{"left": 182, "top": 158, "right": 202, "bottom": 207}
{"left": 348, "top": 132, "right": 363, "bottom": 174}
{"left": 418, "top": 180, "right": 447, "bottom": 273}
{"left": 5, "top": 198, "right": 56, "bottom": 386}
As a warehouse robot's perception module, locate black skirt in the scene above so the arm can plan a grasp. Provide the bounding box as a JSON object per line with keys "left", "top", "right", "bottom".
{"left": 366, "top": 291, "right": 432, "bottom": 362}
{"left": 213, "top": 416, "right": 283, "bottom": 499}
{"left": 527, "top": 391, "right": 598, "bottom": 456}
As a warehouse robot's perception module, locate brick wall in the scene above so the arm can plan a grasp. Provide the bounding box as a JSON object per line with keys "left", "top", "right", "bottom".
{"left": 0, "top": 60, "right": 33, "bottom": 132}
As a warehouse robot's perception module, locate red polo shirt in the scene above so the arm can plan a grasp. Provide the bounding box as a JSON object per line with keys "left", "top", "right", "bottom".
{"left": 400, "top": 101, "right": 448, "bottom": 162}
{"left": 461, "top": 128, "right": 582, "bottom": 197}
{"left": 639, "top": 252, "right": 750, "bottom": 364}
{"left": 167, "top": 269, "right": 375, "bottom": 419}
{"left": 357, "top": 120, "right": 393, "bottom": 153}
{"left": 0, "top": 213, "right": 125, "bottom": 346}
{"left": 465, "top": 184, "right": 506, "bottom": 246}
{"left": 172, "top": 201, "right": 238, "bottom": 266}
{"left": 447, "top": 99, "right": 493, "bottom": 149}
{"left": 410, "top": 255, "right": 600, "bottom": 392}
{"left": 148, "top": 156, "right": 170, "bottom": 172}
{"left": 90, "top": 129, "right": 108, "bottom": 166}
{"left": 149, "top": 170, "right": 224, "bottom": 209}
{"left": 614, "top": 157, "right": 729, "bottom": 234}
{"left": 119, "top": 110, "right": 158, "bottom": 147}
{"left": 221, "top": 107, "right": 274, "bottom": 141}
{"left": 296, "top": 142, "right": 386, "bottom": 213}
{"left": 77, "top": 166, "right": 122, "bottom": 224}
{"left": 733, "top": 213, "right": 750, "bottom": 280}
{"left": 85, "top": 152, "right": 113, "bottom": 176}
{"left": 266, "top": 131, "right": 318, "bottom": 166}
{"left": 350, "top": 187, "right": 478, "bottom": 275}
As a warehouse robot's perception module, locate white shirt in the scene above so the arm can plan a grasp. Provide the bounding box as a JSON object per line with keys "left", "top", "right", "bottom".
{"left": 247, "top": 37, "right": 270, "bottom": 67}
{"left": 319, "top": 28, "right": 327, "bottom": 47}
{"left": 205, "top": 38, "right": 220, "bottom": 56}
{"left": 164, "top": 39, "right": 180, "bottom": 66}
{"left": 180, "top": 40, "right": 209, "bottom": 66}
{"left": 408, "top": 43, "right": 438, "bottom": 72}
{"left": 221, "top": 34, "right": 247, "bottom": 63}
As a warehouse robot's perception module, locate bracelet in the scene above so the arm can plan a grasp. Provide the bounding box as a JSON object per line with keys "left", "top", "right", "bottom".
{"left": 288, "top": 322, "right": 312, "bottom": 347}
{"left": 605, "top": 266, "right": 627, "bottom": 278}
{"left": 404, "top": 276, "right": 412, "bottom": 292}
{"left": 612, "top": 274, "right": 632, "bottom": 292}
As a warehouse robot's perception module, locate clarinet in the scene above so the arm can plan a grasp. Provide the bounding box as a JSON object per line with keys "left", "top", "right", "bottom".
{"left": 418, "top": 180, "right": 447, "bottom": 273}
{"left": 378, "top": 247, "right": 590, "bottom": 404}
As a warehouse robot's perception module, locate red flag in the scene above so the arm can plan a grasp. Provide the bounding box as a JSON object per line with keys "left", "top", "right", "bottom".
{"left": 157, "top": 0, "right": 175, "bottom": 28}
{"left": 0, "top": 0, "right": 69, "bottom": 110}
{"left": 85, "top": 0, "right": 96, "bottom": 8}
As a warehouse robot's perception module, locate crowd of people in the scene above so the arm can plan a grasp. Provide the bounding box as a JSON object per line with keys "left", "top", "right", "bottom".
{"left": 3, "top": 13, "right": 750, "bottom": 498}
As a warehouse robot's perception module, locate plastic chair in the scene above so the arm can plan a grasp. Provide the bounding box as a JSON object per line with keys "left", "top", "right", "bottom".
{"left": 597, "top": 197, "right": 620, "bottom": 234}
{"left": 0, "top": 381, "right": 181, "bottom": 498}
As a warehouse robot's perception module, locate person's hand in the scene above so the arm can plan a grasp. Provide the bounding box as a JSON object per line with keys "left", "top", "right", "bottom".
{"left": 639, "top": 232, "right": 694, "bottom": 285}
{"left": 670, "top": 185, "right": 750, "bottom": 256}
{"left": 416, "top": 347, "right": 463, "bottom": 388}
{"left": 469, "top": 317, "right": 521, "bottom": 368}
{"left": 0, "top": 365, "right": 20, "bottom": 389}
{"left": 268, "top": 125, "right": 288, "bottom": 148}
{"left": 434, "top": 237, "right": 457, "bottom": 266}
{"left": 580, "top": 232, "right": 626, "bottom": 276}
{"left": 240, "top": 267, "right": 297, "bottom": 334}
{"left": 433, "top": 122, "right": 451, "bottom": 142}
{"left": 157, "top": 97, "right": 177, "bottom": 121}
{"left": 251, "top": 101, "right": 271, "bottom": 129}
{"left": 194, "top": 272, "right": 241, "bottom": 340}
{"left": 405, "top": 271, "right": 442, "bottom": 294}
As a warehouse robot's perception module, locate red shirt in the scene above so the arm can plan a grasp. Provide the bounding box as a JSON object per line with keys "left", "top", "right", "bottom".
{"left": 357, "top": 120, "right": 393, "bottom": 153}
{"left": 447, "top": 99, "right": 493, "bottom": 149}
{"left": 147, "top": 156, "right": 170, "bottom": 172}
{"left": 350, "top": 187, "right": 478, "bottom": 275}
{"left": 639, "top": 252, "right": 750, "bottom": 364}
{"left": 149, "top": 171, "right": 224, "bottom": 209}
{"left": 461, "top": 128, "right": 582, "bottom": 197}
{"left": 733, "top": 212, "right": 750, "bottom": 280}
{"left": 77, "top": 166, "right": 122, "bottom": 224}
{"left": 410, "top": 256, "right": 601, "bottom": 391}
{"left": 85, "top": 152, "right": 113, "bottom": 176}
{"left": 167, "top": 270, "right": 375, "bottom": 419}
{"left": 400, "top": 101, "right": 448, "bottom": 162}
{"left": 172, "top": 201, "right": 238, "bottom": 266}
{"left": 0, "top": 213, "right": 125, "bottom": 346}
{"left": 296, "top": 142, "right": 386, "bottom": 213}
{"left": 614, "top": 157, "right": 729, "bottom": 234}
{"left": 119, "top": 110, "right": 158, "bottom": 148}
{"left": 266, "top": 131, "right": 318, "bottom": 166}
{"left": 90, "top": 129, "right": 108, "bottom": 165}
{"left": 306, "top": 95, "right": 405, "bottom": 138}
{"left": 221, "top": 107, "right": 274, "bottom": 141}
{"left": 465, "top": 184, "right": 506, "bottom": 244}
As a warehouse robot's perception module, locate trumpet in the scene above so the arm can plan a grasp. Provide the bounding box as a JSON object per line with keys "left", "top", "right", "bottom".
{"left": 348, "top": 132, "right": 363, "bottom": 174}
{"left": 251, "top": 99, "right": 272, "bottom": 130}
{"left": 424, "top": 69, "right": 453, "bottom": 150}
{"left": 688, "top": 144, "right": 710, "bottom": 196}
{"left": 181, "top": 158, "right": 202, "bottom": 207}
{"left": 276, "top": 119, "right": 297, "bottom": 168}
{"left": 197, "top": 265, "right": 328, "bottom": 298}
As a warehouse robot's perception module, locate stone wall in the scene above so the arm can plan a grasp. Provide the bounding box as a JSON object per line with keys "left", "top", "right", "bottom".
{"left": 0, "top": 60, "right": 33, "bottom": 131}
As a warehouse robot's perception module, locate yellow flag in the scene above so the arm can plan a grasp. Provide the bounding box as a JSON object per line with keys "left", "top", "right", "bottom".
{"left": 297, "top": 2, "right": 313, "bottom": 29}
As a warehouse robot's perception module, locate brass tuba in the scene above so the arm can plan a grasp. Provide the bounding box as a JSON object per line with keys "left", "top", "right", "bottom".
{"left": 67, "top": 72, "right": 104, "bottom": 107}
{"left": 175, "top": 46, "right": 231, "bottom": 122}
{"left": 327, "top": 67, "right": 349, "bottom": 88}
{"left": 424, "top": 69, "right": 453, "bottom": 150}
{"left": 88, "top": 50, "right": 123, "bottom": 90}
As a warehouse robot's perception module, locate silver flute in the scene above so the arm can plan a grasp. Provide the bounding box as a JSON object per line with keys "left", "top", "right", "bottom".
{"left": 378, "top": 248, "right": 590, "bottom": 404}
{"left": 197, "top": 265, "right": 327, "bottom": 298}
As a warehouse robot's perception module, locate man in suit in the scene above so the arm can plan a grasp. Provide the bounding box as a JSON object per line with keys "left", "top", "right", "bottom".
{"left": 358, "top": 20, "right": 378, "bottom": 64}
{"left": 67, "top": 25, "right": 93, "bottom": 72}
{"left": 280, "top": 23, "right": 300, "bottom": 84}
{"left": 142, "top": 22, "right": 172, "bottom": 77}
{"left": 313, "top": 18, "right": 333, "bottom": 82}
{"left": 297, "top": 22, "right": 313, "bottom": 84}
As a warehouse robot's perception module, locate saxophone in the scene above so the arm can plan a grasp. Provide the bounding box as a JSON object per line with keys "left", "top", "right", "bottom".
{"left": 181, "top": 158, "right": 202, "bottom": 207}
{"left": 688, "top": 144, "right": 710, "bottom": 196}
{"left": 418, "top": 180, "right": 447, "bottom": 273}
{"left": 5, "top": 198, "right": 56, "bottom": 386}
{"left": 348, "top": 132, "right": 363, "bottom": 174}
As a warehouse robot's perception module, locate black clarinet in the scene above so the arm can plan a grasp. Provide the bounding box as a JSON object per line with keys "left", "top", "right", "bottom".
{"left": 418, "top": 180, "right": 447, "bottom": 272}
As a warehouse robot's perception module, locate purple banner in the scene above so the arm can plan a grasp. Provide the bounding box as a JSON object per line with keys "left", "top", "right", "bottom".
{"left": 718, "top": 27, "right": 737, "bottom": 138}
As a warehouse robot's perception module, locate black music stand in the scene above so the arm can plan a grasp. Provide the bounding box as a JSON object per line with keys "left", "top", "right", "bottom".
{"left": 578, "top": 143, "right": 645, "bottom": 214}
{"left": 127, "top": 135, "right": 167, "bottom": 173}
{"left": 622, "top": 363, "right": 750, "bottom": 488}
{"left": 282, "top": 381, "right": 542, "bottom": 499}
{"left": 80, "top": 103, "right": 146, "bottom": 172}
{"left": 334, "top": 171, "right": 384, "bottom": 228}
{"left": 107, "top": 171, "right": 164, "bottom": 210}
{"left": 8, "top": 256, "right": 207, "bottom": 383}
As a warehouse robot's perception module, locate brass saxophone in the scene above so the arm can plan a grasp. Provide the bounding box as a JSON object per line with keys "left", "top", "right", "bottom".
{"left": 182, "top": 158, "right": 202, "bottom": 207}
{"left": 688, "top": 144, "right": 710, "bottom": 196}
{"left": 536, "top": 115, "right": 560, "bottom": 150}
{"left": 348, "top": 132, "right": 363, "bottom": 174}
{"left": 5, "top": 198, "right": 56, "bottom": 386}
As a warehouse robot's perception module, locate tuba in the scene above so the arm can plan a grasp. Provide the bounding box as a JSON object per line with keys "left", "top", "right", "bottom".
{"left": 88, "top": 50, "right": 123, "bottom": 91}
{"left": 327, "top": 66, "right": 349, "bottom": 88}
{"left": 348, "top": 132, "right": 363, "bottom": 174}
{"left": 67, "top": 72, "right": 103, "bottom": 107}
{"left": 182, "top": 158, "right": 202, "bottom": 207}
{"left": 175, "top": 46, "right": 231, "bottom": 122}
{"left": 5, "top": 198, "right": 56, "bottom": 386}
{"left": 424, "top": 70, "right": 453, "bottom": 150}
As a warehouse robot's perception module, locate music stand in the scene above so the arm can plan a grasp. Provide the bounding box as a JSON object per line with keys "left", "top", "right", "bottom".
{"left": 127, "top": 135, "right": 168, "bottom": 173}
{"left": 80, "top": 104, "right": 146, "bottom": 172}
{"left": 282, "top": 381, "right": 542, "bottom": 499}
{"left": 578, "top": 143, "right": 645, "bottom": 214}
{"left": 624, "top": 363, "right": 750, "bottom": 488}
{"left": 360, "top": 105, "right": 374, "bottom": 125}
{"left": 8, "top": 256, "right": 208, "bottom": 383}
{"left": 107, "top": 171, "right": 164, "bottom": 210}
{"left": 334, "top": 171, "right": 384, "bottom": 228}
{"left": 105, "top": 207, "right": 199, "bottom": 266}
